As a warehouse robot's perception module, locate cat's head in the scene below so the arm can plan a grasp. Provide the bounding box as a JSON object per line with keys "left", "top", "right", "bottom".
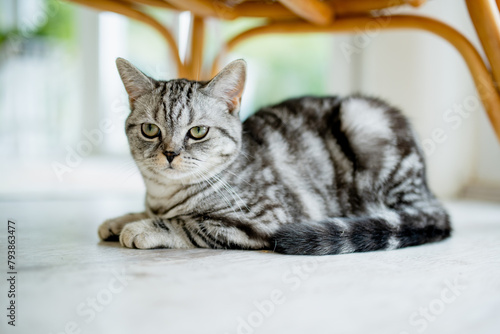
{"left": 116, "top": 58, "right": 246, "bottom": 183}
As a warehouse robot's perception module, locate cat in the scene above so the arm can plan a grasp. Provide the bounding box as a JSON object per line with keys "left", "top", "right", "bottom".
{"left": 98, "top": 57, "right": 451, "bottom": 255}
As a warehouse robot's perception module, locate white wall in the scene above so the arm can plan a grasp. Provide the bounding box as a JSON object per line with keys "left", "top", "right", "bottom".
{"left": 476, "top": 113, "right": 500, "bottom": 186}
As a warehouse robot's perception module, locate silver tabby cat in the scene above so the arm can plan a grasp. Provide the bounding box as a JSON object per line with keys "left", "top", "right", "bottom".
{"left": 98, "top": 57, "right": 451, "bottom": 255}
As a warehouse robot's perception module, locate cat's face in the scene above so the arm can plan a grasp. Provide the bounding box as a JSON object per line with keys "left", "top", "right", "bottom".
{"left": 116, "top": 58, "right": 246, "bottom": 183}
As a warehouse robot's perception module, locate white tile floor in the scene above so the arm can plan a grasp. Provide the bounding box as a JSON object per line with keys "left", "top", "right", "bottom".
{"left": 1, "top": 198, "right": 499, "bottom": 334}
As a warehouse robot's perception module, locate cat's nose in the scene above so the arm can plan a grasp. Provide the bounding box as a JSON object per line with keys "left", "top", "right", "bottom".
{"left": 163, "top": 151, "right": 180, "bottom": 163}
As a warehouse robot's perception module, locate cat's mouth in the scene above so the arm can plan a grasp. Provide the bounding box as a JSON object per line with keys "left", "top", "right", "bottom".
{"left": 157, "top": 161, "right": 190, "bottom": 175}
{"left": 161, "top": 163, "right": 178, "bottom": 171}
{"left": 165, "top": 159, "right": 183, "bottom": 170}
{"left": 139, "top": 156, "right": 211, "bottom": 182}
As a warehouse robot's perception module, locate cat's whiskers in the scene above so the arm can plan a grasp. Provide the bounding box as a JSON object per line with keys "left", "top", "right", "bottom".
{"left": 104, "top": 160, "right": 143, "bottom": 185}
{"left": 211, "top": 173, "right": 250, "bottom": 214}
{"left": 194, "top": 162, "right": 248, "bottom": 218}
{"left": 119, "top": 163, "right": 141, "bottom": 178}
{"left": 192, "top": 164, "right": 243, "bottom": 220}
{"left": 239, "top": 149, "right": 254, "bottom": 162}
{"left": 195, "top": 158, "right": 252, "bottom": 187}
{"left": 191, "top": 168, "right": 233, "bottom": 209}
{"left": 136, "top": 161, "right": 161, "bottom": 170}
{"left": 213, "top": 164, "right": 252, "bottom": 187}
{"left": 196, "top": 159, "right": 251, "bottom": 213}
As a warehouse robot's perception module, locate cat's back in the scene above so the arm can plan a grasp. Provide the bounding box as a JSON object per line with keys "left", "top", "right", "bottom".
{"left": 242, "top": 95, "right": 417, "bottom": 158}
{"left": 243, "top": 96, "right": 340, "bottom": 143}
{"left": 238, "top": 94, "right": 427, "bottom": 221}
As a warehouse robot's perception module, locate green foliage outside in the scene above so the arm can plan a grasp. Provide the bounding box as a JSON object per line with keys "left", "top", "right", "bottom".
{"left": 0, "top": 0, "right": 75, "bottom": 50}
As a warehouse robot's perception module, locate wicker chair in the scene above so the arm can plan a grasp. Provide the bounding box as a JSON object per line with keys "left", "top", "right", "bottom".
{"left": 67, "top": 0, "right": 500, "bottom": 142}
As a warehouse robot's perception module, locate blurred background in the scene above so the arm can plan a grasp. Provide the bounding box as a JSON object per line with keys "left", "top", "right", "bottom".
{"left": 1, "top": 0, "right": 499, "bottom": 201}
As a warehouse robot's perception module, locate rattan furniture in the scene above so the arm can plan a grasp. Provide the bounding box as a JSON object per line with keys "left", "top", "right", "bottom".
{"left": 68, "top": 0, "right": 500, "bottom": 142}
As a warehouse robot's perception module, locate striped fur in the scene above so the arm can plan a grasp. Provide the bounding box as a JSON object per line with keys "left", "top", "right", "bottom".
{"left": 98, "top": 58, "right": 451, "bottom": 255}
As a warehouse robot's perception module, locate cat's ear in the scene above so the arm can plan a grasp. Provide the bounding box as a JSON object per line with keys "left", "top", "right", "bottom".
{"left": 204, "top": 59, "right": 246, "bottom": 114}
{"left": 116, "top": 57, "right": 156, "bottom": 103}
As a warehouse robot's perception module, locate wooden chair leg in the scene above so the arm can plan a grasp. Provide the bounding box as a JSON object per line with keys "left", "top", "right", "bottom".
{"left": 211, "top": 15, "right": 500, "bottom": 142}
{"left": 186, "top": 15, "right": 205, "bottom": 80}
{"left": 465, "top": 0, "right": 500, "bottom": 87}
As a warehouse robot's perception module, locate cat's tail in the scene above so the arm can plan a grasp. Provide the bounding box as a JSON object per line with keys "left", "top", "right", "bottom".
{"left": 271, "top": 206, "right": 451, "bottom": 255}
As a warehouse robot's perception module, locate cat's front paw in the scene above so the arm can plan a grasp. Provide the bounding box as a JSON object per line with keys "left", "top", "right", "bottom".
{"left": 120, "top": 221, "right": 167, "bottom": 249}
{"left": 98, "top": 212, "right": 147, "bottom": 241}
{"left": 98, "top": 218, "right": 124, "bottom": 241}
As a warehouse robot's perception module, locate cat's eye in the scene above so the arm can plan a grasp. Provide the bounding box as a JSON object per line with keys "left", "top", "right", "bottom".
{"left": 141, "top": 123, "right": 160, "bottom": 138}
{"left": 188, "top": 126, "right": 209, "bottom": 140}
